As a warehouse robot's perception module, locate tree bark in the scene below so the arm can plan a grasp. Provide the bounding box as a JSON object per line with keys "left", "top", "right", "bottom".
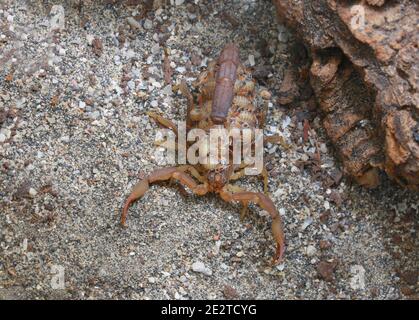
{"left": 273, "top": 0, "right": 418, "bottom": 190}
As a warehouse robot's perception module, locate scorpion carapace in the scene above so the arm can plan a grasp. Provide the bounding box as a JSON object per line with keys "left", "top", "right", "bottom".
{"left": 121, "top": 44, "right": 286, "bottom": 263}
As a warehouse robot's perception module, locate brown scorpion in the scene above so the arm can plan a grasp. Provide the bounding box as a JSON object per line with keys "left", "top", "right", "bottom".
{"left": 121, "top": 43, "right": 286, "bottom": 263}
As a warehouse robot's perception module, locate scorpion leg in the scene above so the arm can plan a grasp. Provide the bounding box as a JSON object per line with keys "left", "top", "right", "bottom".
{"left": 226, "top": 184, "right": 249, "bottom": 220}
{"left": 177, "top": 81, "right": 211, "bottom": 125}
{"left": 121, "top": 167, "right": 208, "bottom": 226}
{"left": 177, "top": 165, "right": 206, "bottom": 183}
{"left": 219, "top": 186, "right": 285, "bottom": 263}
{"left": 170, "top": 165, "right": 206, "bottom": 195}
{"left": 176, "top": 81, "right": 196, "bottom": 127}
{"left": 258, "top": 99, "right": 269, "bottom": 128}
{"left": 147, "top": 112, "right": 178, "bottom": 136}
{"left": 264, "top": 135, "right": 290, "bottom": 150}
{"left": 230, "top": 166, "right": 269, "bottom": 195}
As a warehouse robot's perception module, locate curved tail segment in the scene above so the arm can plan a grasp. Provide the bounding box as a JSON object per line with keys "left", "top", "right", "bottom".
{"left": 210, "top": 43, "right": 240, "bottom": 124}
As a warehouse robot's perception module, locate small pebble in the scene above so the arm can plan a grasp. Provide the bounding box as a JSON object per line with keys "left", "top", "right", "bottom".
{"left": 127, "top": 17, "right": 141, "bottom": 30}
{"left": 89, "top": 111, "right": 100, "bottom": 120}
{"left": 28, "top": 188, "right": 37, "bottom": 197}
{"left": 278, "top": 31, "right": 289, "bottom": 43}
{"left": 192, "top": 261, "right": 212, "bottom": 276}
{"left": 350, "top": 265, "right": 366, "bottom": 290}
{"left": 143, "top": 19, "right": 153, "bottom": 30}
{"left": 305, "top": 245, "right": 316, "bottom": 256}
{"left": 248, "top": 54, "right": 255, "bottom": 66}
{"left": 301, "top": 217, "right": 313, "bottom": 230}
{"left": 324, "top": 201, "right": 330, "bottom": 210}
{"left": 260, "top": 89, "right": 272, "bottom": 100}
{"left": 176, "top": 66, "right": 186, "bottom": 73}
{"left": 49, "top": 5, "right": 65, "bottom": 31}
{"left": 236, "top": 251, "right": 245, "bottom": 258}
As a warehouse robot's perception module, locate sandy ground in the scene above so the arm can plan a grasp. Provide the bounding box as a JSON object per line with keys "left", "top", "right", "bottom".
{"left": 0, "top": 0, "right": 417, "bottom": 299}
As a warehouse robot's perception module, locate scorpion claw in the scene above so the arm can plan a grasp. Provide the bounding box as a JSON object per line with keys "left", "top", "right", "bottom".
{"left": 272, "top": 241, "right": 286, "bottom": 265}
{"left": 121, "top": 179, "right": 150, "bottom": 226}
{"left": 271, "top": 215, "right": 285, "bottom": 264}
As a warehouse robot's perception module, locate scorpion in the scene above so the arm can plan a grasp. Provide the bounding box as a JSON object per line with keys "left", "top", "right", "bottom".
{"left": 121, "top": 43, "right": 285, "bottom": 263}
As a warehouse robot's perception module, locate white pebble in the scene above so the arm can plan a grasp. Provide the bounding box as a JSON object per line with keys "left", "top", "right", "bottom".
{"left": 151, "top": 43, "right": 160, "bottom": 55}
{"left": 22, "top": 238, "right": 28, "bottom": 251}
{"left": 127, "top": 81, "right": 135, "bottom": 90}
{"left": 29, "top": 188, "right": 37, "bottom": 197}
{"left": 162, "top": 85, "right": 172, "bottom": 95}
{"left": 143, "top": 19, "right": 153, "bottom": 30}
{"left": 301, "top": 217, "right": 313, "bottom": 230}
{"left": 248, "top": 54, "right": 255, "bottom": 66}
{"left": 90, "top": 111, "right": 100, "bottom": 120}
{"left": 282, "top": 116, "right": 291, "bottom": 129}
{"left": 290, "top": 165, "right": 299, "bottom": 173}
{"left": 305, "top": 245, "right": 317, "bottom": 256}
{"left": 127, "top": 17, "right": 141, "bottom": 30}
{"left": 278, "top": 31, "right": 289, "bottom": 43}
{"left": 192, "top": 261, "right": 212, "bottom": 276}
{"left": 0, "top": 128, "right": 11, "bottom": 141}
{"left": 236, "top": 251, "right": 245, "bottom": 258}
{"left": 301, "top": 154, "right": 309, "bottom": 161}
{"left": 324, "top": 201, "right": 330, "bottom": 210}
{"left": 49, "top": 5, "right": 65, "bottom": 31}
{"left": 176, "top": 66, "right": 186, "bottom": 74}
{"left": 276, "top": 263, "right": 285, "bottom": 271}
{"left": 86, "top": 34, "right": 94, "bottom": 45}
{"left": 350, "top": 265, "right": 366, "bottom": 290}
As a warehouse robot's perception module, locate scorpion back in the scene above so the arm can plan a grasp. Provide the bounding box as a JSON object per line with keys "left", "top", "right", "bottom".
{"left": 210, "top": 43, "right": 240, "bottom": 124}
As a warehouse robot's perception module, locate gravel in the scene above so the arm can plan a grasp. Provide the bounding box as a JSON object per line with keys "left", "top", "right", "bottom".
{"left": 0, "top": 0, "right": 418, "bottom": 300}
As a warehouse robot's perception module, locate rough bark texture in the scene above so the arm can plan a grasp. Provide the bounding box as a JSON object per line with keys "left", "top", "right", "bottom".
{"left": 273, "top": 0, "right": 418, "bottom": 190}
